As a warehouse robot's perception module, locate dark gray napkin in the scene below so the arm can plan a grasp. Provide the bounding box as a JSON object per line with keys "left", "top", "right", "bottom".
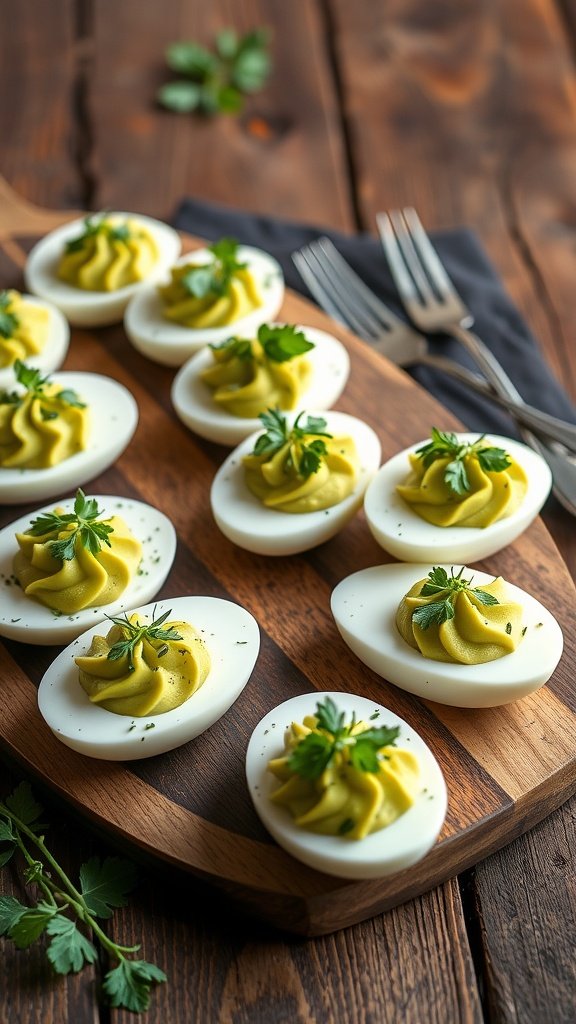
{"left": 174, "top": 197, "right": 576, "bottom": 437}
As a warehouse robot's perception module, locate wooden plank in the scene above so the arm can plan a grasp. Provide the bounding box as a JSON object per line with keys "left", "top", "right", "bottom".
{"left": 0, "top": 0, "right": 80, "bottom": 210}
{"left": 89, "top": 0, "right": 354, "bottom": 226}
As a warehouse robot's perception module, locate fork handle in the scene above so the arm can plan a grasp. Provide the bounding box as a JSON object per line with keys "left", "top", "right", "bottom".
{"left": 446, "top": 324, "right": 576, "bottom": 444}
{"left": 421, "top": 352, "right": 576, "bottom": 452}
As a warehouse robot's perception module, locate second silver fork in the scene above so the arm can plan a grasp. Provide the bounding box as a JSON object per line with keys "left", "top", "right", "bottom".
{"left": 292, "top": 237, "right": 576, "bottom": 452}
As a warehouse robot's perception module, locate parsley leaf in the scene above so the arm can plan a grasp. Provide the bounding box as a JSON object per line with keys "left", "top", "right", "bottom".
{"left": 0, "top": 291, "right": 19, "bottom": 338}
{"left": 10, "top": 902, "right": 58, "bottom": 948}
{"left": 46, "top": 916, "right": 98, "bottom": 974}
{"left": 252, "top": 409, "right": 333, "bottom": 479}
{"left": 413, "top": 566, "right": 499, "bottom": 630}
{"left": 79, "top": 856, "right": 139, "bottom": 919}
{"left": 209, "top": 336, "right": 254, "bottom": 361}
{"left": 415, "top": 428, "right": 512, "bottom": 495}
{"left": 287, "top": 697, "right": 400, "bottom": 781}
{"left": 66, "top": 214, "right": 132, "bottom": 253}
{"left": 412, "top": 598, "right": 455, "bottom": 630}
{"left": 104, "top": 959, "right": 168, "bottom": 1013}
{"left": 106, "top": 607, "right": 183, "bottom": 672}
{"left": 27, "top": 489, "right": 114, "bottom": 562}
{"left": 5, "top": 782, "right": 43, "bottom": 827}
{"left": 181, "top": 238, "right": 246, "bottom": 298}
{"left": 252, "top": 407, "right": 289, "bottom": 456}
{"left": 0, "top": 895, "right": 27, "bottom": 936}
{"left": 257, "top": 324, "right": 314, "bottom": 363}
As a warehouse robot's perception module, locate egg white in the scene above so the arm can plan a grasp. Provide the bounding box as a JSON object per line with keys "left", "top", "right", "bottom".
{"left": 171, "top": 325, "right": 350, "bottom": 446}
{"left": 363, "top": 433, "right": 552, "bottom": 563}
{"left": 246, "top": 690, "right": 447, "bottom": 880}
{"left": 331, "top": 563, "right": 563, "bottom": 708}
{"left": 0, "top": 495, "right": 176, "bottom": 644}
{"left": 210, "top": 411, "right": 382, "bottom": 556}
{"left": 24, "top": 214, "right": 181, "bottom": 327}
{"left": 123, "top": 245, "right": 285, "bottom": 366}
{"left": 0, "top": 295, "right": 69, "bottom": 390}
{"left": 0, "top": 371, "right": 139, "bottom": 504}
{"left": 38, "top": 595, "right": 260, "bottom": 760}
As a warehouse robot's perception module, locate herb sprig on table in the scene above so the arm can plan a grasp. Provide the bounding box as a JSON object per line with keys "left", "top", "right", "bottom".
{"left": 415, "top": 428, "right": 511, "bottom": 495}
{"left": 412, "top": 566, "right": 499, "bottom": 630}
{"left": 158, "top": 28, "right": 271, "bottom": 116}
{"left": 0, "top": 782, "right": 166, "bottom": 1013}
{"left": 105, "top": 607, "right": 183, "bottom": 673}
{"left": 26, "top": 489, "right": 114, "bottom": 562}
{"left": 252, "top": 409, "right": 332, "bottom": 479}
{"left": 0, "top": 291, "right": 19, "bottom": 339}
{"left": 288, "top": 697, "right": 400, "bottom": 780}
{"left": 211, "top": 325, "right": 314, "bottom": 364}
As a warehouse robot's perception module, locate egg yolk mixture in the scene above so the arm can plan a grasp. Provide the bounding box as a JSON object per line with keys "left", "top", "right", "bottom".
{"left": 201, "top": 328, "right": 313, "bottom": 418}
{"left": 13, "top": 514, "right": 142, "bottom": 614}
{"left": 268, "top": 715, "right": 420, "bottom": 840}
{"left": 396, "top": 432, "right": 527, "bottom": 527}
{"left": 244, "top": 411, "right": 359, "bottom": 513}
{"left": 0, "top": 376, "right": 89, "bottom": 469}
{"left": 396, "top": 570, "right": 525, "bottom": 664}
{"left": 57, "top": 216, "right": 159, "bottom": 292}
{"left": 0, "top": 290, "right": 50, "bottom": 368}
{"left": 158, "top": 238, "right": 261, "bottom": 328}
{"left": 76, "top": 614, "right": 211, "bottom": 717}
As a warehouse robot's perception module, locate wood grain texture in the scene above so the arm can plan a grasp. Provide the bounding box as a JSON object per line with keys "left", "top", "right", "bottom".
{"left": 0, "top": 222, "right": 574, "bottom": 936}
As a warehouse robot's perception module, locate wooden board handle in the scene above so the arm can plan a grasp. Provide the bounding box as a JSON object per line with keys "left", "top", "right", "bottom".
{"left": 0, "top": 174, "right": 80, "bottom": 236}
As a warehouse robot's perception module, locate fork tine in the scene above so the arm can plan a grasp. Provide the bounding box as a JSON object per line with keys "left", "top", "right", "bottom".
{"left": 402, "top": 207, "right": 455, "bottom": 295}
{"left": 312, "top": 237, "right": 403, "bottom": 330}
{"left": 293, "top": 249, "right": 382, "bottom": 340}
{"left": 389, "top": 210, "right": 437, "bottom": 303}
{"left": 376, "top": 212, "right": 421, "bottom": 303}
{"left": 306, "top": 242, "right": 386, "bottom": 337}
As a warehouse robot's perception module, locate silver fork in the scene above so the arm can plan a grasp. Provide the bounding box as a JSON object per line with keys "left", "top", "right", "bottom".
{"left": 292, "top": 237, "right": 576, "bottom": 451}
{"left": 376, "top": 209, "right": 576, "bottom": 515}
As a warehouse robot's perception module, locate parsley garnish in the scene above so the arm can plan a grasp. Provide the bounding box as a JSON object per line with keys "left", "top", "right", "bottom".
{"left": 106, "top": 607, "right": 183, "bottom": 673}
{"left": 287, "top": 697, "right": 400, "bottom": 781}
{"left": 65, "top": 214, "right": 133, "bottom": 253}
{"left": 415, "top": 428, "right": 512, "bottom": 495}
{"left": 412, "top": 566, "right": 499, "bottom": 631}
{"left": 158, "top": 28, "right": 271, "bottom": 116}
{"left": 252, "top": 409, "right": 332, "bottom": 479}
{"left": 27, "top": 489, "right": 114, "bottom": 562}
{"left": 256, "top": 324, "right": 314, "bottom": 362}
{"left": 180, "top": 238, "right": 246, "bottom": 298}
{"left": 210, "top": 336, "right": 253, "bottom": 361}
{"left": 0, "top": 291, "right": 19, "bottom": 339}
{"left": 0, "top": 782, "right": 166, "bottom": 1012}
{"left": 0, "top": 360, "right": 86, "bottom": 414}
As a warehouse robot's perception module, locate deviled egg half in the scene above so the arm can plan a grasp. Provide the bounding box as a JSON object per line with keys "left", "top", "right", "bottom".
{"left": 331, "top": 563, "right": 563, "bottom": 707}
{"left": 211, "top": 409, "right": 381, "bottom": 555}
{"left": 171, "top": 323, "right": 350, "bottom": 446}
{"left": 38, "top": 596, "right": 260, "bottom": 760}
{"left": 0, "top": 368, "right": 138, "bottom": 504}
{"left": 364, "top": 431, "right": 552, "bottom": 563}
{"left": 0, "top": 290, "right": 69, "bottom": 389}
{"left": 124, "top": 241, "right": 285, "bottom": 366}
{"left": 25, "top": 213, "right": 181, "bottom": 327}
{"left": 246, "top": 691, "right": 447, "bottom": 880}
{"left": 0, "top": 494, "right": 176, "bottom": 644}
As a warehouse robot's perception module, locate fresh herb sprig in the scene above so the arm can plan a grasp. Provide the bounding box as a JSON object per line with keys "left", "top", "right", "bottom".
{"left": 287, "top": 697, "right": 400, "bottom": 781}
{"left": 158, "top": 28, "right": 271, "bottom": 116}
{"left": 66, "top": 215, "right": 132, "bottom": 253}
{"left": 211, "top": 325, "right": 314, "bottom": 364}
{"left": 416, "top": 428, "right": 511, "bottom": 495}
{"left": 181, "top": 239, "right": 247, "bottom": 299}
{"left": 252, "top": 409, "right": 332, "bottom": 479}
{"left": 0, "top": 360, "right": 86, "bottom": 413}
{"left": 412, "top": 566, "right": 499, "bottom": 630}
{"left": 27, "top": 489, "right": 114, "bottom": 562}
{"left": 106, "top": 607, "right": 183, "bottom": 673}
{"left": 0, "top": 291, "right": 19, "bottom": 339}
{"left": 0, "top": 781, "right": 166, "bottom": 1012}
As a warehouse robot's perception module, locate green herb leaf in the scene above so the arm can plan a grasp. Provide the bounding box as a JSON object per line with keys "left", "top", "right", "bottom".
{"left": 286, "top": 698, "right": 400, "bottom": 782}
{"left": 180, "top": 238, "right": 246, "bottom": 299}
{"left": 419, "top": 566, "right": 451, "bottom": 596}
{"left": 157, "top": 80, "right": 201, "bottom": 113}
{"left": 315, "top": 696, "right": 346, "bottom": 736}
{"left": 0, "top": 291, "right": 19, "bottom": 338}
{"left": 28, "top": 489, "right": 114, "bottom": 563}
{"left": 209, "top": 336, "right": 254, "bottom": 361}
{"left": 103, "top": 959, "right": 167, "bottom": 1013}
{"left": 65, "top": 214, "right": 132, "bottom": 254}
{"left": 165, "top": 41, "right": 216, "bottom": 78}
{"left": 415, "top": 428, "right": 512, "bottom": 495}
{"left": 0, "top": 894, "right": 28, "bottom": 936}
{"left": 55, "top": 388, "right": 86, "bottom": 409}
{"left": 46, "top": 916, "right": 98, "bottom": 974}
{"left": 106, "top": 607, "right": 183, "bottom": 673}
{"left": 287, "top": 732, "right": 334, "bottom": 781}
{"left": 252, "top": 407, "right": 289, "bottom": 456}
{"left": 469, "top": 589, "right": 499, "bottom": 606}
{"left": 10, "top": 902, "right": 57, "bottom": 948}
{"left": 6, "top": 782, "right": 43, "bottom": 827}
{"left": 216, "top": 28, "right": 239, "bottom": 60}
{"left": 415, "top": 567, "right": 500, "bottom": 629}
{"left": 412, "top": 599, "right": 455, "bottom": 630}
{"left": 257, "top": 324, "right": 314, "bottom": 363}
{"left": 298, "top": 438, "right": 328, "bottom": 478}
{"left": 79, "top": 856, "right": 139, "bottom": 919}
{"left": 348, "top": 726, "right": 401, "bottom": 773}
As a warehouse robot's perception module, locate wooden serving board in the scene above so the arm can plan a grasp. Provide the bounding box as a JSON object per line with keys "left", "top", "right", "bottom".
{"left": 0, "top": 191, "right": 575, "bottom": 937}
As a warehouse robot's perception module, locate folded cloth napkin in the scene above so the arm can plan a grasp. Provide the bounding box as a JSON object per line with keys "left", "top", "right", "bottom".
{"left": 174, "top": 198, "right": 576, "bottom": 438}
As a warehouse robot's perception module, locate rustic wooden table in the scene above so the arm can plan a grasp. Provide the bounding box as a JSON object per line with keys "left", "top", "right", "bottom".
{"left": 1, "top": 2, "right": 575, "bottom": 1022}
